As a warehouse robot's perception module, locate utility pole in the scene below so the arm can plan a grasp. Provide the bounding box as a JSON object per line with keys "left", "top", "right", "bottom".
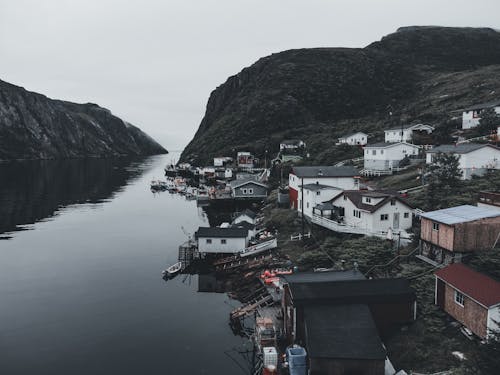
{"left": 301, "top": 177, "right": 305, "bottom": 238}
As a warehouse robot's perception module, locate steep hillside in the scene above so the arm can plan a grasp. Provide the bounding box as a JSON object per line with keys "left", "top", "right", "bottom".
{"left": 180, "top": 26, "right": 500, "bottom": 165}
{"left": 0, "top": 80, "right": 167, "bottom": 160}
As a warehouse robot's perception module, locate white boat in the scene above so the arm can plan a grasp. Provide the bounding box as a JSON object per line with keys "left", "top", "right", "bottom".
{"left": 162, "top": 261, "right": 183, "bottom": 278}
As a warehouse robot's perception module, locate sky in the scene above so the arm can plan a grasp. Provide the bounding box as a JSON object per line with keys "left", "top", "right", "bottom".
{"left": 1, "top": 0, "right": 499, "bottom": 152}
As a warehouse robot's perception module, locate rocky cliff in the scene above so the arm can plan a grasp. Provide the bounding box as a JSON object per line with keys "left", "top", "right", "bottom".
{"left": 0, "top": 80, "right": 167, "bottom": 160}
{"left": 180, "top": 26, "right": 500, "bottom": 165}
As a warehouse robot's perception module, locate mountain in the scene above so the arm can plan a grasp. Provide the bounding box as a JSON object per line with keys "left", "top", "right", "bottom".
{"left": 0, "top": 80, "right": 167, "bottom": 160}
{"left": 180, "top": 26, "right": 500, "bottom": 165}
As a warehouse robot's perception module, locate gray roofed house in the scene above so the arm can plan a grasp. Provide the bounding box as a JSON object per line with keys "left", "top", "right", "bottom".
{"left": 303, "top": 304, "right": 386, "bottom": 362}
{"left": 292, "top": 166, "right": 359, "bottom": 178}
{"left": 462, "top": 100, "right": 500, "bottom": 129}
{"left": 420, "top": 205, "right": 500, "bottom": 225}
{"left": 426, "top": 143, "right": 498, "bottom": 154}
{"left": 195, "top": 227, "right": 248, "bottom": 238}
{"left": 230, "top": 178, "right": 268, "bottom": 199}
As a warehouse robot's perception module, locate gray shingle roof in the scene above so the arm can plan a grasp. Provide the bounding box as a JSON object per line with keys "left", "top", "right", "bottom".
{"left": 365, "top": 142, "right": 421, "bottom": 148}
{"left": 303, "top": 304, "right": 386, "bottom": 360}
{"left": 230, "top": 178, "right": 267, "bottom": 189}
{"left": 292, "top": 166, "right": 359, "bottom": 178}
{"left": 195, "top": 227, "right": 248, "bottom": 238}
{"left": 420, "top": 205, "right": 500, "bottom": 225}
{"left": 283, "top": 270, "right": 365, "bottom": 284}
{"left": 301, "top": 183, "right": 339, "bottom": 191}
{"left": 329, "top": 190, "right": 413, "bottom": 213}
{"left": 463, "top": 100, "right": 500, "bottom": 112}
{"left": 426, "top": 143, "right": 499, "bottom": 154}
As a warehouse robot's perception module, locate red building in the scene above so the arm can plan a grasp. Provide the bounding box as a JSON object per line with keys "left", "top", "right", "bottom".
{"left": 435, "top": 263, "right": 500, "bottom": 339}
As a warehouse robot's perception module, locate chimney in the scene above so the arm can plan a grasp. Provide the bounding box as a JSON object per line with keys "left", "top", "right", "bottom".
{"left": 318, "top": 169, "right": 323, "bottom": 176}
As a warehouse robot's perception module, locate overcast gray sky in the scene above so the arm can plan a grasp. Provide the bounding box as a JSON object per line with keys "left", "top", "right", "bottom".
{"left": 1, "top": 0, "right": 499, "bottom": 151}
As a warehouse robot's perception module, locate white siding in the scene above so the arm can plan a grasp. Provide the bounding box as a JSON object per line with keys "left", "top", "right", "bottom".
{"left": 462, "top": 106, "right": 500, "bottom": 129}
{"left": 364, "top": 143, "right": 421, "bottom": 171}
{"left": 298, "top": 187, "right": 341, "bottom": 218}
{"left": 385, "top": 129, "right": 412, "bottom": 143}
{"left": 289, "top": 174, "right": 359, "bottom": 192}
{"left": 338, "top": 132, "right": 368, "bottom": 145}
{"left": 198, "top": 236, "right": 247, "bottom": 254}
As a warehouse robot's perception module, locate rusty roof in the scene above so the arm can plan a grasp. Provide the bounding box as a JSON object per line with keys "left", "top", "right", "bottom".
{"left": 435, "top": 263, "right": 500, "bottom": 308}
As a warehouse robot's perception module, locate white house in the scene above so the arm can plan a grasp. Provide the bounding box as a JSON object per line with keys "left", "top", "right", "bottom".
{"left": 288, "top": 166, "right": 360, "bottom": 210}
{"left": 280, "top": 139, "right": 306, "bottom": 150}
{"left": 230, "top": 178, "right": 268, "bottom": 199}
{"left": 462, "top": 100, "right": 500, "bottom": 129}
{"left": 297, "top": 183, "right": 342, "bottom": 218}
{"left": 364, "top": 142, "right": 422, "bottom": 171}
{"left": 237, "top": 152, "right": 255, "bottom": 169}
{"left": 214, "top": 156, "right": 233, "bottom": 167}
{"left": 233, "top": 209, "right": 258, "bottom": 225}
{"left": 426, "top": 143, "right": 500, "bottom": 179}
{"left": 384, "top": 124, "right": 435, "bottom": 143}
{"left": 195, "top": 227, "right": 248, "bottom": 254}
{"left": 313, "top": 190, "right": 413, "bottom": 236}
{"left": 337, "top": 132, "right": 368, "bottom": 146}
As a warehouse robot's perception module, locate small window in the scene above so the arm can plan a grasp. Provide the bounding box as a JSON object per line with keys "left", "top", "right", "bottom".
{"left": 365, "top": 197, "right": 371, "bottom": 203}
{"left": 390, "top": 199, "right": 396, "bottom": 206}
{"left": 316, "top": 191, "right": 320, "bottom": 196}
{"left": 221, "top": 239, "right": 227, "bottom": 244}
{"left": 343, "top": 195, "right": 347, "bottom": 200}
{"left": 455, "top": 290, "right": 464, "bottom": 306}
{"left": 307, "top": 190, "right": 309, "bottom": 195}
{"left": 380, "top": 214, "right": 388, "bottom": 221}
{"left": 242, "top": 188, "right": 247, "bottom": 194}
{"left": 372, "top": 150, "right": 376, "bottom": 155}
{"left": 248, "top": 188, "right": 253, "bottom": 194}
{"left": 306, "top": 202, "right": 309, "bottom": 208}
{"left": 404, "top": 212, "right": 409, "bottom": 218}
{"left": 206, "top": 239, "right": 212, "bottom": 244}
{"left": 433, "top": 222, "right": 439, "bottom": 231}
{"left": 381, "top": 150, "right": 384, "bottom": 155}
{"left": 353, "top": 210, "right": 361, "bottom": 218}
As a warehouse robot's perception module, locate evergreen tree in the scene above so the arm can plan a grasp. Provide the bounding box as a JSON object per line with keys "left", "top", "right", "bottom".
{"left": 425, "top": 152, "right": 463, "bottom": 209}
{"left": 478, "top": 108, "right": 500, "bottom": 134}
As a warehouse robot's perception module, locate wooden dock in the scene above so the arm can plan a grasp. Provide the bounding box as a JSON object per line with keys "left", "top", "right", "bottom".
{"left": 230, "top": 294, "right": 274, "bottom": 320}
{"left": 214, "top": 253, "right": 274, "bottom": 272}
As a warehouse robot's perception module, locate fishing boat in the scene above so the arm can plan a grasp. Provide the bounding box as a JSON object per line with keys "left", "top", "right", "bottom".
{"left": 162, "top": 261, "right": 183, "bottom": 278}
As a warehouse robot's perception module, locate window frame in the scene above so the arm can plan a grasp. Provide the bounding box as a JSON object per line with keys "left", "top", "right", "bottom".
{"left": 380, "top": 214, "right": 388, "bottom": 221}
{"left": 206, "top": 239, "right": 212, "bottom": 244}
{"left": 454, "top": 290, "right": 464, "bottom": 307}
{"left": 432, "top": 222, "right": 440, "bottom": 231}
{"left": 221, "top": 239, "right": 227, "bottom": 245}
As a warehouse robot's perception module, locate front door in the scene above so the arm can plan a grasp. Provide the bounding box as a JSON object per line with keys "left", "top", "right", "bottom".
{"left": 393, "top": 212, "right": 400, "bottom": 229}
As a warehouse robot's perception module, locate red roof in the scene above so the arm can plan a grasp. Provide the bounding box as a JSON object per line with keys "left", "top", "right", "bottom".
{"left": 435, "top": 263, "right": 500, "bottom": 308}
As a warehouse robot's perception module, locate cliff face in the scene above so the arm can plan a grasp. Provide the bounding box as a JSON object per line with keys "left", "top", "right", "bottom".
{"left": 180, "top": 26, "right": 500, "bottom": 165}
{"left": 0, "top": 80, "right": 167, "bottom": 160}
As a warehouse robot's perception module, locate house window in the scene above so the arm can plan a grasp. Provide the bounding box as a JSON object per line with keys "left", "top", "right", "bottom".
{"left": 380, "top": 214, "right": 388, "bottom": 221}
{"left": 206, "top": 239, "right": 212, "bottom": 244}
{"left": 432, "top": 222, "right": 439, "bottom": 231}
{"left": 353, "top": 210, "right": 361, "bottom": 218}
{"left": 307, "top": 190, "right": 309, "bottom": 195}
{"left": 455, "top": 290, "right": 464, "bottom": 306}
{"left": 372, "top": 150, "right": 376, "bottom": 155}
{"left": 390, "top": 199, "right": 396, "bottom": 206}
{"left": 316, "top": 191, "right": 320, "bottom": 196}
{"left": 242, "top": 188, "right": 247, "bottom": 194}
{"left": 306, "top": 202, "right": 309, "bottom": 208}
{"left": 343, "top": 195, "right": 347, "bottom": 200}
{"left": 221, "top": 239, "right": 227, "bottom": 244}
{"left": 365, "top": 197, "right": 371, "bottom": 203}
{"left": 381, "top": 150, "right": 384, "bottom": 155}
{"left": 404, "top": 212, "right": 410, "bottom": 218}
{"left": 248, "top": 188, "right": 253, "bottom": 194}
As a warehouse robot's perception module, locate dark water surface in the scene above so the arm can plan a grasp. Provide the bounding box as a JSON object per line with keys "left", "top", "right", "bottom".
{"left": 0, "top": 154, "right": 249, "bottom": 374}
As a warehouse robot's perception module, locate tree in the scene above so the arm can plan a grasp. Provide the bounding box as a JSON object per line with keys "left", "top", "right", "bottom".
{"left": 425, "top": 152, "right": 463, "bottom": 209}
{"left": 477, "top": 107, "right": 500, "bottom": 134}
{"left": 470, "top": 314, "right": 500, "bottom": 375}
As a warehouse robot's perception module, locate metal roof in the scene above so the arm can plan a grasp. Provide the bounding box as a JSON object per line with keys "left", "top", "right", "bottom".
{"left": 426, "top": 143, "right": 499, "bottom": 154}
{"left": 229, "top": 178, "right": 267, "bottom": 189}
{"left": 195, "top": 227, "right": 248, "bottom": 238}
{"left": 292, "top": 166, "right": 359, "bottom": 178}
{"left": 463, "top": 99, "right": 500, "bottom": 112}
{"left": 421, "top": 205, "right": 500, "bottom": 225}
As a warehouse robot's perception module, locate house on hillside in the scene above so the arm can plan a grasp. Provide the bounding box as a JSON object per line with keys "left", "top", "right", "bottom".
{"left": 288, "top": 166, "right": 359, "bottom": 210}
{"left": 312, "top": 190, "right": 413, "bottom": 236}
{"left": 363, "top": 142, "right": 422, "bottom": 172}
{"left": 230, "top": 179, "right": 268, "bottom": 199}
{"left": 213, "top": 156, "right": 233, "bottom": 167}
{"left": 281, "top": 271, "right": 416, "bottom": 374}
{"left": 232, "top": 209, "right": 257, "bottom": 225}
{"left": 237, "top": 152, "right": 255, "bottom": 169}
{"left": 195, "top": 227, "right": 248, "bottom": 254}
{"left": 384, "top": 123, "right": 434, "bottom": 143}
{"left": 462, "top": 100, "right": 500, "bottom": 129}
{"left": 338, "top": 132, "right": 368, "bottom": 146}
{"left": 280, "top": 139, "right": 306, "bottom": 150}
{"left": 426, "top": 143, "right": 500, "bottom": 179}
{"left": 298, "top": 183, "right": 342, "bottom": 218}
{"left": 435, "top": 263, "right": 500, "bottom": 339}
{"left": 420, "top": 205, "right": 500, "bottom": 264}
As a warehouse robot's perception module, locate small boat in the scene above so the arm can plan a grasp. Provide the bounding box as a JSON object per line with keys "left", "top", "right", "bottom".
{"left": 162, "top": 262, "right": 183, "bottom": 278}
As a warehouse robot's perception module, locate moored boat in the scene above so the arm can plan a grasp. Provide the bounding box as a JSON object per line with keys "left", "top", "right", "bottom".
{"left": 162, "top": 261, "right": 183, "bottom": 278}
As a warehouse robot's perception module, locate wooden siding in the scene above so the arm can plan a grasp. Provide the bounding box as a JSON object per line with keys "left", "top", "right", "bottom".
{"left": 421, "top": 217, "right": 500, "bottom": 252}
{"left": 421, "top": 218, "right": 455, "bottom": 252}
{"left": 310, "top": 358, "right": 384, "bottom": 375}
{"left": 440, "top": 282, "right": 488, "bottom": 338}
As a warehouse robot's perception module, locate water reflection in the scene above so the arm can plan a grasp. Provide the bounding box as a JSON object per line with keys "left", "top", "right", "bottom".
{"left": 0, "top": 157, "right": 151, "bottom": 237}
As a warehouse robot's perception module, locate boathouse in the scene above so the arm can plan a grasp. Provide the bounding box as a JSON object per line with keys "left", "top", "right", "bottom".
{"left": 195, "top": 227, "right": 248, "bottom": 254}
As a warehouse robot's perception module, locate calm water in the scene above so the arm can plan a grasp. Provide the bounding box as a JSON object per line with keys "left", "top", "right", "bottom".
{"left": 0, "top": 154, "right": 250, "bottom": 375}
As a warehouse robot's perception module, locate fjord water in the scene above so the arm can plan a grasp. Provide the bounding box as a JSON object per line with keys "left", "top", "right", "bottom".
{"left": 0, "top": 154, "right": 248, "bottom": 374}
